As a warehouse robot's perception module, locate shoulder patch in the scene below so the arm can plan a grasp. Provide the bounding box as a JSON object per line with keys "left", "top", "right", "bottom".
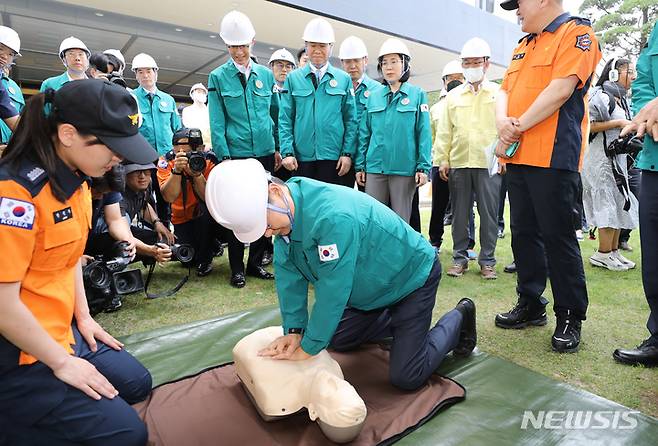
{"left": 318, "top": 244, "right": 339, "bottom": 262}
{"left": 0, "top": 197, "right": 35, "bottom": 230}
{"left": 575, "top": 33, "right": 592, "bottom": 51}
{"left": 158, "top": 158, "right": 169, "bottom": 169}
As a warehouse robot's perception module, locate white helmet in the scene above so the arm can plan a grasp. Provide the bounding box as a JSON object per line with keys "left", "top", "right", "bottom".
{"left": 302, "top": 18, "right": 335, "bottom": 44}
{"left": 378, "top": 38, "right": 411, "bottom": 59}
{"left": 189, "top": 83, "right": 208, "bottom": 97}
{"left": 0, "top": 26, "right": 21, "bottom": 56}
{"left": 103, "top": 49, "right": 126, "bottom": 70}
{"left": 460, "top": 37, "right": 491, "bottom": 59}
{"left": 441, "top": 60, "right": 463, "bottom": 78}
{"left": 58, "top": 36, "right": 90, "bottom": 60}
{"left": 220, "top": 10, "right": 256, "bottom": 46}
{"left": 268, "top": 48, "right": 296, "bottom": 66}
{"left": 131, "top": 53, "right": 159, "bottom": 71}
{"left": 206, "top": 159, "right": 269, "bottom": 243}
{"left": 339, "top": 36, "right": 368, "bottom": 60}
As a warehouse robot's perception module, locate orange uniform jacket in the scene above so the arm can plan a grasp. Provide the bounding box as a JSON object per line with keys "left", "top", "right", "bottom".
{"left": 0, "top": 158, "right": 91, "bottom": 366}
{"left": 501, "top": 13, "right": 602, "bottom": 172}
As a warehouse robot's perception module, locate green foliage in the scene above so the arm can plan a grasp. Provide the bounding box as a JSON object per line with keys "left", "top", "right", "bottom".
{"left": 580, "top": 0, "right": 657, "bottom": 57}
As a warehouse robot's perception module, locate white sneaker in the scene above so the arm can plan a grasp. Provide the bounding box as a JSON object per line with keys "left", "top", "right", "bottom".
{"left": 589, "top": 251, "right": 628, "bottom": 271}
{"left": 612, "top": 250, "right": 636, "bottom": 269}
{"left": 576, "top": 230, "right": 584, "bottom": 241}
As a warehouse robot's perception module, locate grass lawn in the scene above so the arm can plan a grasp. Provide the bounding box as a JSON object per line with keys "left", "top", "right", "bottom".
{"left": 96, "top": 208, "right": 658, "bottom": 418}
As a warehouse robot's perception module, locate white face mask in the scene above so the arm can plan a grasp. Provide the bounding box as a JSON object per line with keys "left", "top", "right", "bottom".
{"left": 191, "top": 91, "right": 207, "bottom": 104}
{"left": 463, "top": 67, "right": 484, "bottom": 84}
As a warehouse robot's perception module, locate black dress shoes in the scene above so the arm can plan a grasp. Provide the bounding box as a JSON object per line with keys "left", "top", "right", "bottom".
{"left": 246, "top": 266, "right": 274, "bottom": 280}
{"left": 230, "top": 272, "right": 246, "bottom": 288}
{"left": 453, "top": 298, "right": 477, "bottom": 356}
{"left": 196, "top": 262, "right": 213, "bottom": 277}
{"left": 613, "top": 339, "right": 658, "bottom": 367}
{"left": 261, "top": 251, "right": 273, "bottom": 267}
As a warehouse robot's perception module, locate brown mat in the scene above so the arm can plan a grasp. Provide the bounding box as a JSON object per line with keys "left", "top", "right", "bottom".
{"left": 133, "top": 345, "right": 465, "bottom": 446}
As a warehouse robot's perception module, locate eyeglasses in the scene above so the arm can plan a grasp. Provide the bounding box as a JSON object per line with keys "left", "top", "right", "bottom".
{"left": 134, "top": 170, "right": 151, "bottom": 177}
{"left": 273, "top": 61, "right": 295, "bottom": 70}
{"left": 381, "top": 59, "right": 402, "bottom": 68}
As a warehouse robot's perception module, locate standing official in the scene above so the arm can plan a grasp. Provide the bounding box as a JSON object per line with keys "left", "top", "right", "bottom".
{"left": 0, "top": 26, "right": 24, "bottom": 147}
{"left": 40, "top": 37, "right": 90, "bottom": 92}
{"left": 615, "top": 22, "right": 658, "bottom": 367}
{"left": 436, "top": 38, "right": 501, "bottom": 280}
{"left": 339, "top": 35, "right": 380, "bottom": 190}
{"left": 278, "top": 17, "right": 358, "bottom": 185}
{"left": 269, "top": 48, "right": 296, "bottom": 182}
{"left": 494, "top": 0, "right": 601, "bottom": 352}
{"left": 207, "top": 10, "right": 275, "bottom": 287}
{"left": 428, "top": 60, "right": 464, "bottom": 249}
{"left": 132, "top": 52, "right": 181, "bottom": 229}
{"left": 355, "top": 39, "right": 431, "bottom": 223}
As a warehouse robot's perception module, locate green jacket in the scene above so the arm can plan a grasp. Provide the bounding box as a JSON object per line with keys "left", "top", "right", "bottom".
{"left": 633, "top": 22, "right": 658, "bottom": 171}
{"left": 273, "top": 177, "right": 436, "bottom": 355}
{"left": 208, "top": 61, "right": 277, "bottom": 159}
{"left": 278, "top": 64, "right": 358, "bottom": 161}
{"left": 356, "top": 82, "right": 432, "bottom": 176}
{"left": 354, "top": 74, "right": 382, "bottom": 122}
{"left": 39, "top": 72, "right": 71, "bottom": 92}
{"left": 0, "top": 76, "right": 24, "bottom": 144}
{"left": 134, "top": 86, "right": 182, "bottom": 156}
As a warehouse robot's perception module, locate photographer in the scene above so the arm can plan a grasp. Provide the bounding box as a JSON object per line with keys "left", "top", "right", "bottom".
{"left": 158, "top": 127, "right": 219, "bottom": 276}
{"left": 122, "top": 162, "right": 175, "bottom": 254}
{"left": 581, "top": 58, "right": 638, "bottom": 271}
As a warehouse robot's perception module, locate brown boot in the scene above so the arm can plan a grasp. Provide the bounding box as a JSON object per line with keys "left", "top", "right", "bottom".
{"left": 447, "top": 263, "right": 468, "bottom": 277}
{"left": 480, "top": 265, "right": 497, "bottom": 280}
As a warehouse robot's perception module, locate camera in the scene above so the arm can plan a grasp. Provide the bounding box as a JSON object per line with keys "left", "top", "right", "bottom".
{"left": 157, "top": 242, "right": 195, "bottom": 264}
{"left": 107, "top": 72, "right": 127, "bottom": 88}
{"left": 91, "top": 163, "right": 126, "bottom": 194}
{"left": 83, "top": 241, "right": 144, "bottom": 315}
{"left": 605, "top": 134, "right": 643, "bottom": 159}
{"left": 185, "top": 128, "right": 206, "bottom": 173}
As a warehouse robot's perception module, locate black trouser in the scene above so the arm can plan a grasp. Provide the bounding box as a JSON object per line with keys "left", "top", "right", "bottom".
{"left": 173, "top": 213, "right": 216, "bottom": 267}
{"left": 640, "top": 170, "right": 658, "bottom": 343}
{"left": 507, "top": 164, "right": 588, "bottom": 319}
{"left": 410, "top": 189, "right": 421, "bottom": 233}
{"left": 229, "top": 154, "right": 276, "bottom": 272}
{"left": 620, "top": 167, "right": 642, "bottom": 245}
{"left": 296, "top": 159, "right": 345, "bottom": 186}
{"left": 85, "top": 226, "right": 159, "bottom": 265}
{"left": 498, "top": 173, "right": 508, "bottom": 231}
{"left": 329, "top": 257, "right": 462, "bottom": 390}
{"left": 428, "top": 166, "right": 451, "bottom": 246}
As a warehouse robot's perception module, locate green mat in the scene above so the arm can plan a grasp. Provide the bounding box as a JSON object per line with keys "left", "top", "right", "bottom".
{"left": 122, "top": 306, "right": 658, "bottom": 446}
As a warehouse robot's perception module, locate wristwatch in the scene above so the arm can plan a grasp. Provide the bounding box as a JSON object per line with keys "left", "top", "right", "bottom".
{"left": 287, "top": 328, "right": 304, "bottom": 335}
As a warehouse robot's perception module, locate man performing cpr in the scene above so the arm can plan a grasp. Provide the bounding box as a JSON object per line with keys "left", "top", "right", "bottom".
{"left": 206, "top": 159, "right": 476, "bottom": 390}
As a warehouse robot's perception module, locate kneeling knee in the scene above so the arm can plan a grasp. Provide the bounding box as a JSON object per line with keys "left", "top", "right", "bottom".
{"left": 390, "top": 372, "right": 424, "bottom": 391}
{"left": 122, "top": 371, "right": 152, "bottom": 404}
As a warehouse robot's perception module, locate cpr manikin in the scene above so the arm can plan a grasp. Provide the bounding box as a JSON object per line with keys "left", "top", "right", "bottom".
{"left": 233, "top": 326, "right": 367, "bottom": 443}
{"left": 182, "top": 83, "right": 211, "bottom": 150}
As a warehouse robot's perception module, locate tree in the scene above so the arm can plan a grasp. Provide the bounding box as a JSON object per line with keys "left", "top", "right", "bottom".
{"left": 580, "top": 0, "right": 657, "bottom": 58}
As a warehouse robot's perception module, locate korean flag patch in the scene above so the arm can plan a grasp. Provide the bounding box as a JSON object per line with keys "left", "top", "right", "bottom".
{"left": 0, "top": 197, "right": 35, "bottom": 230}
{"left": 420, "top": 104, "right": 429, "bottom": 112}
{"left": 318, "top": 244, "right": 340, "bottom": 262}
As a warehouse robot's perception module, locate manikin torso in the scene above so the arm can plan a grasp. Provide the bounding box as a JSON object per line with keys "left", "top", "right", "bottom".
{"left": 233, "top": 326, "right": 367, "bottom": 442}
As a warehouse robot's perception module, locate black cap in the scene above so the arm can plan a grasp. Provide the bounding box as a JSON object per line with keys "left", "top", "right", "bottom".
{"left": 52, "top": 79, "right": 158, "bottom": 164}
{"left": 500, "top": 0, "right": 518, "bottom": 10}
{"left": 123, "top": 162, "right": 156, "bottom": 175}
{"left": 172, "top": 127, "right": 192, "bottom": 145}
